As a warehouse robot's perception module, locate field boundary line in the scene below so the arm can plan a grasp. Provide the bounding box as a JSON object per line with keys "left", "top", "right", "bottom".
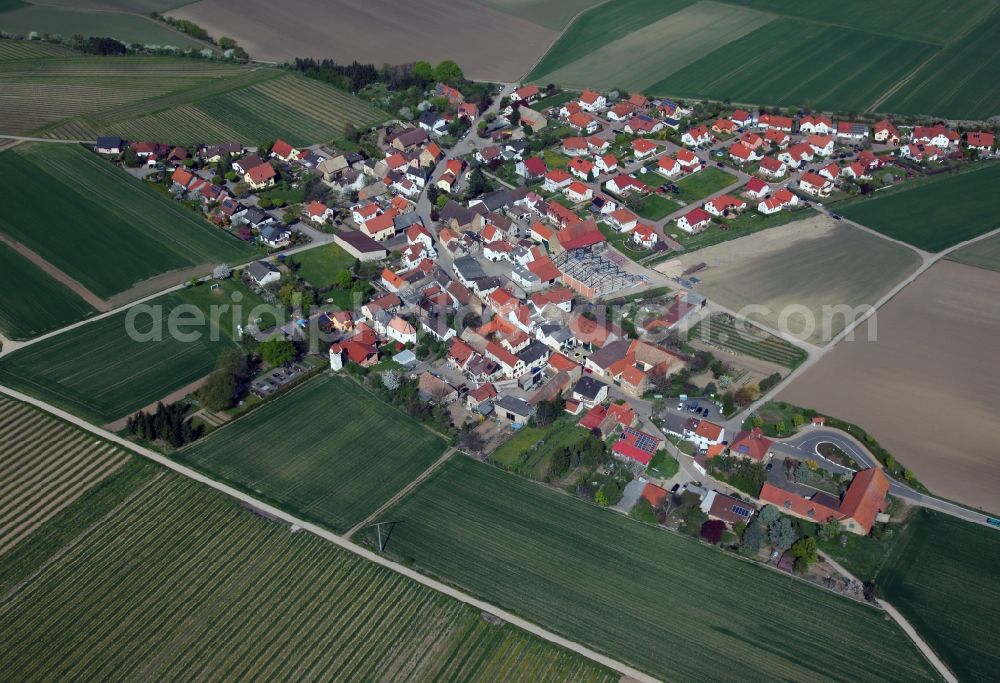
{"left": 519, "top": 0, "right": 614, "bottom": 81}
{"left": 0, "top": 233, "right": 109, "bottom": 312}
{"left": 0, "top": 383, "right": 659, "bottom": 683}
{"left": 347, "top": 447, "right": 457, "bottom": 538}
{"left": 0, "top": 469, "right": 166, "bottom": 607}
{"left": 876, "top": 600, "right": 958, "bottom": 683}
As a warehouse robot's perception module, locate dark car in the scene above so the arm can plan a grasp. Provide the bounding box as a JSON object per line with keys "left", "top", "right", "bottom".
{"left": 716, "top": 161, "right": 725, "bottom": 168}
{"left": 766, "top": 463, "right": 773, "bottom": 471}
{"left": 831, "top": 213, "right": 842, "bottom": 220}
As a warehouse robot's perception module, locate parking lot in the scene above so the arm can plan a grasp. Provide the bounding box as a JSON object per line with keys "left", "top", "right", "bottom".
{"left": 250, "top": 362, "right": 310, "bottom": 398}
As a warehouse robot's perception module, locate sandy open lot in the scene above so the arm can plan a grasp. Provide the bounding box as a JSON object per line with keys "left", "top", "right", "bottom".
{"left": 779, "top": 260, "right": 1000, "bottom": 513}
{"left": 664, "top": 216, "right": 922, "bottom": 345}
{"left": 169, "top": 0, "right": 556, "bottom": 81}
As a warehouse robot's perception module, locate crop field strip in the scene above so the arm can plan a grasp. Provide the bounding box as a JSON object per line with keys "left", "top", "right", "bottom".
{"left": 527, "top": 0, "right": 998, "bottom": 118}
{"left": 877, "top": 510, "right": 1000, "bottom": 683}
{"left": 368, "top": 456, "right": 940, "bottom": 683}
{"left": 0, "top": 474, "right": 617, "bottom": 682}
{"left": 0, "top": 240, "right": 96, "bottom": 340}
{"left": 0, "top": 144, "right": 253, "bottom": 300}
{"left": 690, "top": 314, "right": 806, "bottom": 368}
{"left": 0, "top": 295, "right": 223, "bottom": 424}
{"left": 177, "top": 374, "right": 448, "bottom": 533}
{"left": 837, "top": 162, "right": 1000, "bottom": 252}
{"left": 0, "top": 39, "right": 76, "bottom": 59}
{"left": 0, "top": 397, "right": 128, "bottom": 556}
{"left": 0, "top": 55, "right": 250, "bottom": 136}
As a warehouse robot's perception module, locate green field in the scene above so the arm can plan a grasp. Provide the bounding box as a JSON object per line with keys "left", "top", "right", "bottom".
{"left": 0, "top": 280, "right": 267, "bottom": 423}
{"left": 650, "top": 18, "right": 937, "bottom": 114}
{"left": 948, "top": 231, "right": 1000, "bottom": 272}
{"left": 689, "top": 313, "right": 807, "bottom": 368}
{"left": 838, "top": 163, "right": 1000, "bottom": 252}
{"left": 0, "top": 241, "right": 96, "bottom": 339}
{"left": 177, "top": 374, "right": 448, "bottom": 533}
{"left": 0, "top": 48, "right": 388, "bottom": 145}
{"left": 877, "top": 510, "right": 1000, "bottom": 683}
{"left": 0, "top": 473, "right": 616, "bottom": 682}
{"left": 363, "top": 457, "right": 938, "bottom": 682}
{"left": 880, "top": 9, "right": 1000, "bottom": 120}
{"left": 675, "top": 166, "right": 735, "bottom": 202}
{"left": 527, "top": 0, "right": 998, "bottom": 119}
{"left": 291, "top": 242, "right": 355, "bottom": 288}
{"left": 527, "top": 0, "right": 696, "bottom": 80}
{"left": 0, "top": 144, "right": 254, "bottom": 300}
{"left": 0, "top": 5, "right": 207, "bottom": 49}
{"left": 673, "top": 206, "right": 817, "bottom": 251}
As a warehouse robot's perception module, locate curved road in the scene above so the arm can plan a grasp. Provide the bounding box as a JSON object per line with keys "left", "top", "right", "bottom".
{"left": 773, "top": 428, "right": 998, "bottom": 528}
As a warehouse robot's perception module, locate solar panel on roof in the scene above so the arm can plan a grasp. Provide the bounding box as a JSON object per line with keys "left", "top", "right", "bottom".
{"left": 731, "top": 505, "right": 752, "bottom": 517}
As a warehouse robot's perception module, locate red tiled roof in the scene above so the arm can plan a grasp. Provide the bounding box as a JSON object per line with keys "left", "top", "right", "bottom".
{"left": 728, "top": 427, "right": 772, "bottom": 461}
{"left": 641, "top": 483, "right": 668, "bottom": 507}
{"left": 759, "top": 482, "right": 843, "bottom": 524}
{"left": 838, "top": 468, "right": 889, "bottom": 534}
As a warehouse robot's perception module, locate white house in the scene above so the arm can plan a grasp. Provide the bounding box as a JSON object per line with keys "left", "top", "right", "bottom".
{"left": 578, "top": 89, "right": 606, "bottom": 112}
{"left": 565, "top": 181, "right": 593, "bottom": 203}
{"left": 757, "top": 157, "right": 786, "bottom": 178}
{"left": 704, "top": 195, "right": 746, "bottom": 217}
{"left": 657, "top": 156, "right": 682, "bottom": 178}
{"left": 805, "top": 135, "right": 835, "bottom": 157}
{"left": 633, "top": 224, "right": 657, "bottom": 249}
{"left": 386, "top": 317, "right": 418, "bottom": 345}
{"left": 676, "top": 207, "right": 712, "bottom": 233}
{"left": 683, "top": 419, "right": 725, "bottom": 451}
{"left": 799, "top": 172, "right": 833, "bottom": 197}
{"left": 757, "top": 188, "right": 798, "bottom": 214}
{"left": 681, "top": 125, "right": 714, "bottom": 147}
{"left": 247, "top": 260, "right": 280, "bottom": 287}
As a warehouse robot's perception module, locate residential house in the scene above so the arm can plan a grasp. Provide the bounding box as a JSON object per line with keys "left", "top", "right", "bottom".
{"left": 259, "top": 225, "right": 291, "bottom": 248}
{"left": 704, "top": 195, "right": 746, "bottom": 217}
{"left": 631, "top": 138, "right": 658, "bottom": 160}
{"left": 572, "top": 375, "right": 608, "bottom": 408}
{"left": 712, "top": 118, "right": 737, "bottom": 135}
{"left": 675, "top": 148, "right": 701, "bottom": 173}
{"left": 684, "top": 419, "right": 725, "bottom": 451}
{"left": 799, "top": 172, "right": 833, "bottom": 197}
{"left": 565, "top": 181, "right": 593, "bottom": 203}
{"left": 757, "top": 156, "right": 786, "bottom": 178}
{"left": 700, "top": 491, "right": 755, "bottom": 526}
{"left": 758, "top": 114, "right": 793, "bottom": 132}
{"left": 623, "top": 115, "right": 665, "bottom": 136}
{"left": 271, "top": 139, "right": 299, "bottom": 162}
{"left": 681, "top": 125, "right": 714, "bottom": 147}
{"left": 517, "top": 156, "right": 548, "bottom": 179}
{"left": 612, "top": 427, "right": 662, "bottom": 467}
{"left": 874, "top": 119, "right": 900, "bottom": 145}
{"left": 757, "top": 187, "right": 798, "bottom": 214}
{"left": 595, "top": 153, "right": 618, "bottom": 174}
{"left": 544, "top": 169, "right": 573, "bottom": 192}
{"left": 965, "top": 131, "right": 995, "bottom": 153}
{"left": 743, "top": 177, "right": 769, "bottom": 199}
{"left": 609, "top": 208, "right": 639, "bottom": 232}
{"left": 805, "top": 134, "right": 835, "bottom": 157}
{"left": 361, "top": 209, "right": 399, "bottom": 241}
{"left": 798, "top": 114, "right": 833, "bottom": 135}
{"left": 759, "top": 468, "right": 889, "bottom": 535}
{"left": 728, "top": 142, "right": 761, "bottom": 164}
{"left": 244, "top": 162, "right": 277, "bottom": 190}
{"left": 728, "top": 427, "right": 773, "bottom": 461}
{"left": 730, "top": 109, "right": 752, "bottom": 127}
{"left": 605, "top": 174, "right": 647, "bottom": 195}
{"left": 578, "top": 89, "right": 606, "bottom": 112}
{"left": 569, "top": 157, "right": 595, "bottom": 180}
{"left": 836, "top": 121, "right": 869, "bottom": 141}
{"left": 247, "top": 260, "right": 280, "bottom": 287}
{"left": 912, "top": 124, "right": 958, "bottom": 147}
{"left": 305, "top": 200, "right": 335, "bottom": 224}
{"left": 494, "top": 395, "right": 534, "bottom": 425}
{"left": 95, "top": 136, "right": 123, "bottom": 154}
{"left": 633, "top": 223, "right": 657, "bottom": 249}
{"left": 676, "top": 207, "right": 712, "bottom": 233}
{"left": 657, "top": 155, "right": 682, "bottom": 178}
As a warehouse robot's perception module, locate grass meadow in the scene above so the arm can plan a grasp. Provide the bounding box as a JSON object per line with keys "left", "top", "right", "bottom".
{"left": 290, "top": 242, "right": 356, "bottom": 288}
{"left": 877, "top": 510, "right": 1000, "bottom": 683}
{"left": 0, "top": 241, "right": 96, "bottom": 339}
{"left": 0, "top": 473, "right": 616, "bottom": 682}
{"left": 674, "top": 166, "right": 736, "bottom": 202}
{"left": 0, "top": 144, "right": 254, "bottom": 300}
{"left": 0, "top": 280, "right": 267, "bottom": 424}
{"left": 364, "top": 456, "right": 938, "bottom": 682}
{"left": 0, "top": 6, "right": 206, "bottom": 50}
{"left": 176, "top": 374, "right": 448, "bottom": 533}
{"left": 838, "top": 163, "right": 1000, "bottom": 252}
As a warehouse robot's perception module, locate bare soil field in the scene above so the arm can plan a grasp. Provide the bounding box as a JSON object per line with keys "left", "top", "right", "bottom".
{"left": 664, "top": 216, "right": 922, "bottom": 345}
{"left": 778, "top": 261, "right": 1000, "bottom": 513}
{"left": 169, "top": 0, "right": 556, "bottom": 81}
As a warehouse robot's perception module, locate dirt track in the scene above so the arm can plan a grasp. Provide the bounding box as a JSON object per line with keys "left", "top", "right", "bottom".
{"left": 0, "top": 233, "right": 109, "bottom": 311}
{"left": 779, "top": 260, "right": 1000, "bottom": 512}
{"left": 169, "top": 0, "right": 556, "bottom": 81}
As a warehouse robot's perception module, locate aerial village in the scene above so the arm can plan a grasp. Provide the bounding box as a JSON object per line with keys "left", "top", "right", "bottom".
{"left": 91, "top": 78, "right": 995, "bottom": 587}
